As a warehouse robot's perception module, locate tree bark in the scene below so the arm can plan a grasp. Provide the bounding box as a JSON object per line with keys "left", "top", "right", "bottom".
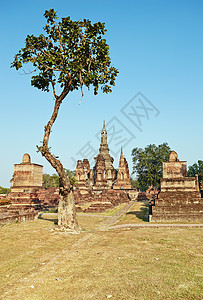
{"left": 58, "top": 188, "right": 79, "bottom": 231}
{"left": 39, "top": 80, "right": 80, "bottom": 232}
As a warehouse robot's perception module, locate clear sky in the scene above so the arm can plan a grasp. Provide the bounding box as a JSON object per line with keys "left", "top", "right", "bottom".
{"left": 1, "top": 0, "right": 203, "bottom": 187}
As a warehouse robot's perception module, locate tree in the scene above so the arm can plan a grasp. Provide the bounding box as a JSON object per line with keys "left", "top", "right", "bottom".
{"left": 187, "top": 160, "right": 203, "bottom": 177}
{"left": 11, "top": 9, "right": 118, "bottom": 231}
{"left": 132, "top": 143, "right": 171, "bottom": 191}
{"left": 43, "top": 170, "right": 77, "bottom": 188}
{"left": 0, "top": 186, "right": 11, "bottom": 194}
{"left": 43, "top": 173, "right": 59, "bottom": 188}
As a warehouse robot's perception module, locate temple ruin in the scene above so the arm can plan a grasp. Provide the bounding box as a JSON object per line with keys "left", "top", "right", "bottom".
{"left": 149, "top": 151, "right": 203, "bottom": 222}
{"left": 74, "top": 122, "right": 137, "bottom": 212}
{"left": 9, "top": 153, "right": 43, "bottom": 208}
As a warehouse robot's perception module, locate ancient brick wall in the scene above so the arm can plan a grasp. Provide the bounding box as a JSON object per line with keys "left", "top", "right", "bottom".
{"left": 37, "top": 188, "right": 59, "bottom": 207}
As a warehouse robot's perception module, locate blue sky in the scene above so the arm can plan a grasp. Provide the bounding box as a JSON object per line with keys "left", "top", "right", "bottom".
{"left": 1, "top": 0, "right": 203, "bottom": 187}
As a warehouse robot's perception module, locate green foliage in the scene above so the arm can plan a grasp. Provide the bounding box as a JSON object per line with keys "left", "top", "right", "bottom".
{"left": 43, "top": 173, "right": 59, "bottom": 188}
{"left": 130, "top": 178, "right": 141, "bottom": 190}
{"left": 11, "top": 9, "right": 118, "bottom": 97}
{"left": 43, "top": 169, "right": 77, "bottom": 188}
{"left": 132, "top": 143, "right": 171, "bottom": 191}
{"left": 0, "top": 186, "right": 11, "bottom": 194}
{"left": 64, "top": 169, "right": 77, "bottom": 186}
{"left": 187, "top": 160, "right": 203, "bottom": 177}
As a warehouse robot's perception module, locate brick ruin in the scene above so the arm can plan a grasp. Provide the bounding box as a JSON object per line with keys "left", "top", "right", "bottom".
{"left": 137, "top": 186, "right": 159, "bottom": 201}
{"left": 9, "top": 153, "right": 43, "bottom": 208}
{"left": 0, "top": 154, "right": 59, "bottom": 224}
{"left": 149, "top": 151, "right": 203, "bottom": 222}
{"left": 74, "top": 122, "right": 138, "bottom": 212}
{"left": 1, "top": 133, "right": 203, "bottom": 222}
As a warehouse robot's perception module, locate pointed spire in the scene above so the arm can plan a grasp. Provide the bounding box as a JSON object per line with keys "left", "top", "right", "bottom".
{"left": 102, "top": 120, "right": 107, "bottom": 133}
{"left": 100, "top": 120, "right": 107, "bottom": 146}
{"left": 119, "top": 146, "right": 124, "bottom": 164}
{"left": 121, "top": 146, "right": 123, "bottom": 158}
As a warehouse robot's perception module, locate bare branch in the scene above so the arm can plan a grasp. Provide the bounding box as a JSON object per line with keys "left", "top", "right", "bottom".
{"left": 19, "top": 68, "right": 37, "bottom": 75}
{"left": 51, "top": 81, "right": 58, "bottom": 99}
{"left": 88, "top": 59, "right": 92, "bottom": 73}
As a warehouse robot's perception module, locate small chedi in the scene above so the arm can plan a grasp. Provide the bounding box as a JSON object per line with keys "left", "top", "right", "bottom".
{"left": 149, "top": 151, "right": 203, "bottom": 222}
{"left": 74, "top": 122, "right": 137, "bottom": 212}
{"left": 0, "top": 154, "right": 43, "bottom": 224}
{"left": 9, "top": 153, "right": 43, "bottom": 208}
{"left": 9, "top": 154, "right": 59, "bottom": 209}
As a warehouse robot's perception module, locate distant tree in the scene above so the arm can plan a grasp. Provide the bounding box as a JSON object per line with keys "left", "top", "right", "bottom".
{"left": 43, "top": 170, "right": 77, "bottom": 188}
{"left": 130, "top": 178, "right": 141, "bottom": 190}
{"left": 0, "top": 187, "right": 11, "bottom": 194}
{"left": 11, "top": 9, "right": 118, "bottom": 231}
{"left": 132, "top": 143, "right": 171, "bottom": 191}
{"left": 43, "top": 173, "right": 59, "bottom": 188}
{"left": 187, "top": 160, "right": 203, "bottom": 177}
{"left": 64, "top": 169, "right": 77, "bottom": 186}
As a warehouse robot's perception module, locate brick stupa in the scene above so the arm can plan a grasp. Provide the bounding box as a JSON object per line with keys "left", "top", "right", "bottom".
{"left": 74, "top": 122, "right": 138, "bottom": 212}
{"left": 9, "top": 153, "right": 43, "bottom": 208}
{"left": 149, "top": 151, "right": 203, "bottom": 222}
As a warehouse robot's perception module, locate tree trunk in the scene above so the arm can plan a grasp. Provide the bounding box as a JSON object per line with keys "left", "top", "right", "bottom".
{"left": 39, "top": 81, "right": 80, "bottom": 232}
{"left": 40, "top": 152, "right": 80, "bottom": 232}
{"left": 58, "top": 186, "right": 80, "bottom": 231}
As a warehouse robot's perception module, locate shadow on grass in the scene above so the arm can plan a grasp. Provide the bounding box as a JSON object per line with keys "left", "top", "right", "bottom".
{"left": 38, "top": 213, "right": 58, "bottom": 225}
{"left": 126, "top": 204, "right": 149, "bottom": 222}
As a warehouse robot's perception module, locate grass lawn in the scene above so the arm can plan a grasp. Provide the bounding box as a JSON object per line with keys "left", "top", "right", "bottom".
{"left": 116, "top": 201, "right": 149, "bottom": 225}
{"left": 0, "top": 207, "right": 202, "bottom": 300}
{"left": 77, "top": 202, "right": 127, "bottom": 216}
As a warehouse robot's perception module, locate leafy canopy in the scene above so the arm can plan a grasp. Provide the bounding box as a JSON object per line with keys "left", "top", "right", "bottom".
{"left": 132, "top": 143, "right": 171, "bottom": 191}
{"left": 11, "top": 9, "right": 118, "bottom": 97}
{"left": 0, "top": 186, "right": 11, "bottom": 194}
{"left": 187, "top": 160, "right": 203, "bottom": 177}
{"left": 43, "top": 169, "right": 77, "bottom": 188}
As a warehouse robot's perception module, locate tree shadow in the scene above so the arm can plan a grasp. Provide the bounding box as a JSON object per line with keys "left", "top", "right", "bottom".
{"left": 126, "top": 203, "right": 149, "bottom": 222}
{"left": 38, "top": 213, "right": 58, "bottom": 225}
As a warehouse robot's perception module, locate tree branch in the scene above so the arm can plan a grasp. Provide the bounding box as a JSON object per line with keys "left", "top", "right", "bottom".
{"left": 51, "top": 80, "right": 58, "bottom": 99}
{"left": 39, "top": 74, "right": 72, "bottom": 188}
{"left": 19, "top": 68, "right": 37, "bottom": 75}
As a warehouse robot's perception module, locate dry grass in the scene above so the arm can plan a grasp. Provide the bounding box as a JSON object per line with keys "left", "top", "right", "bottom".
{"left": 116, "top": 201, "right": 149, "bottom": 225}
{"left": 0, "top": 209, "right": 202, "bottom": 300}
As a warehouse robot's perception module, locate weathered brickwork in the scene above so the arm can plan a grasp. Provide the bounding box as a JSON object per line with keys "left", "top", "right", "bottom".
{"left": 9, "top": 154, "right": 43, "bottom": 209}
{"left": 137, "top": 186, "right": 159, "bottom": 201}
{"left": 37, "top": 188, "right": 59, "bottom": 208}
{"left": 0, "top": 205, "right": 37, "bottom": 225}
{"left": 75, "top": 122, "right": 138, "bottom": 210}
{"left": 149, "top": 151, "right": 203, "bottom": 222}
{"left": 113, "top": 147, "right": 132, "bottom": 190}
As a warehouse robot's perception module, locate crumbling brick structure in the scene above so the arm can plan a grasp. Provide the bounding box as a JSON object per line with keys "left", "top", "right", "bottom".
{"left": 75, "top": 122, "right": 138, "bottom": 211}
{"left": 37, "top": 187, "right": 59, "bottom": 208}
{"left": 137, "top": 186, "right": 158, "bottom": 201}
{"left": 9, "top": 153, "right": 43, "bottom": 209}
{"left": 149, "top": 151, "right": 203, "bottom": 222}
{"left": 113, "top": 147, "right": 132, "bottom": 190}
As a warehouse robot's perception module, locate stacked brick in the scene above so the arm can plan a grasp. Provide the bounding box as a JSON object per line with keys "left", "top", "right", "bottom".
{"left": 74, "top": 189, "right": 130, "bottom": 212}
{"left": 149, "top": 151, "right": 203, "bottom": 222}
{"left": 37, "top": 188, "right": 59, "bottom": 208}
